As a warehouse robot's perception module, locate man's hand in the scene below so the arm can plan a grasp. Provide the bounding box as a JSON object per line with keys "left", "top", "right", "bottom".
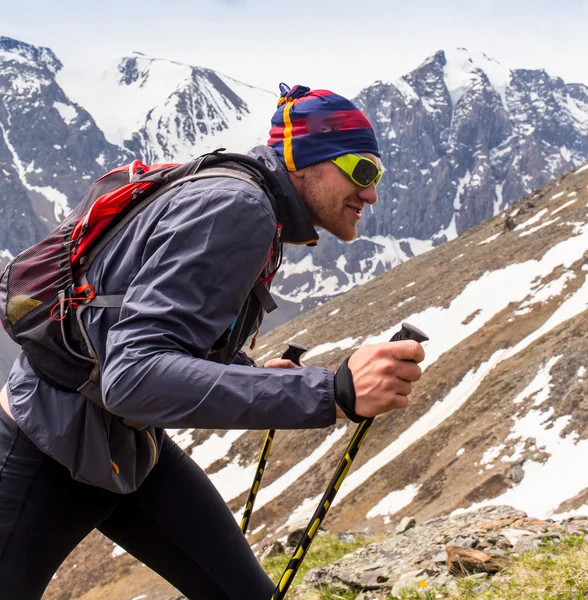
{"left": 347, "top": 340, "right": 425, "bottom": 418}
{"left": 263, "top": 359, "right": 307, "bottom": 369}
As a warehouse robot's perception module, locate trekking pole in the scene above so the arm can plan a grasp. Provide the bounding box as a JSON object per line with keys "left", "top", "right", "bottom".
{"left": 240, "top": 342, "right": 308, "bottom": 535}
{"left": 272, "top": 323, "right": 429, "bottom": 599}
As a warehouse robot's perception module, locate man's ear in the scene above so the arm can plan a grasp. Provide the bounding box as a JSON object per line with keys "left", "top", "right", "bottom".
{"left": 288, "top": 168, "right": 305, "bottom": 194}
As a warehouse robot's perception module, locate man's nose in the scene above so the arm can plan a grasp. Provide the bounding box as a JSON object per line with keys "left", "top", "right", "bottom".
{"left": 357, "top": 183, "right": 378, "bottom": 205}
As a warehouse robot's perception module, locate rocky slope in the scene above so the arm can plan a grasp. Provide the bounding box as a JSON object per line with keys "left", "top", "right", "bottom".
{"left": 43, "top": 160, "right": 588, "bottom": 600}
{"left": 297, "top": 505, "right": 588, "bottom": 598}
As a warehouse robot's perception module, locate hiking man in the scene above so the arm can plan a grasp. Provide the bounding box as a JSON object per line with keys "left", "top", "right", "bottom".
{"left": 0, "top": 84, "right": 425, "bottom": 599}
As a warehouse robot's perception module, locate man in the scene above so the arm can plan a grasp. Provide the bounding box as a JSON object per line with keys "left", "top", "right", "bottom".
{"left": 0, "top": 84, "right": 424, "bottom": 599}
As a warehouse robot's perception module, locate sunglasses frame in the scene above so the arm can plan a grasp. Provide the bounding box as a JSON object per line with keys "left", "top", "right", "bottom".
{"left": 331, "top": 153, "right": 384, "bottom": 188}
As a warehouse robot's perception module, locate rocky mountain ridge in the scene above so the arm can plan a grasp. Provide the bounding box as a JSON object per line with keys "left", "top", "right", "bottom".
{"left": 271, "top": 49, "right": 588, "bottom": 321}
{"left": 0, "top": 36, "right": 131, "bottom": 254}
{"left": 55, "top": 51, "right": 277, "bottom": 164}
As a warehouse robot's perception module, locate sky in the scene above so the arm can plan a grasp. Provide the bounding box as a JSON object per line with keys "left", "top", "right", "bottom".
{"left": 2, "top": 0, "right": 588, "bottom": 98}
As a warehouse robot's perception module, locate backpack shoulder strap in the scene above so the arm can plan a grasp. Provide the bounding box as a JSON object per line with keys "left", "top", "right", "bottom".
{"left": 82, "top": 164, "right": 268, "bottom": 276}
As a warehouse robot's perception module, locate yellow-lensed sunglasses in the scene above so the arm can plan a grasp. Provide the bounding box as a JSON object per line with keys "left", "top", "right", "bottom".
{"left": 331, "top": 153, "right": 384, "bottom": 187}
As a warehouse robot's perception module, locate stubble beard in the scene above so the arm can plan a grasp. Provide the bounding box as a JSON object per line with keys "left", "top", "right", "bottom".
{"left": 302, "top": 168, "right": 358, "bottom": 242}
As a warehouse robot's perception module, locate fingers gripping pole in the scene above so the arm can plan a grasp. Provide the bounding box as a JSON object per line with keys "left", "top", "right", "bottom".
{"left": 271, "top": 323, "right": 429, "bottom": 599}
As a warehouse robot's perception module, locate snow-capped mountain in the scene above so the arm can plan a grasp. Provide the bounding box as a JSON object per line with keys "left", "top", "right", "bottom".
{"left": 270, "top": 48, "right": 588, "bottom": 320}
{"left": 2, "top": 36, "right": 588, "bottom": 361}
{"left": 0, "top": 36, "right": 130, "bottom": 254}
{"left": 56, "top": 52, "right": 277, "bottom": 163}
{"left": 0, "top": 36, "right": 276, "bottom": 259}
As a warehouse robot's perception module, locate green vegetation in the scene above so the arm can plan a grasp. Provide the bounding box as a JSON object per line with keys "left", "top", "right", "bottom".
{"left": 396, "top": 534, "right": 588, "bottom": 600}
{"left": 263, "top": 534, "right": 588, "bottom": 600}
{"left": 262, "top": 532, "right": 378, "bottom": 589}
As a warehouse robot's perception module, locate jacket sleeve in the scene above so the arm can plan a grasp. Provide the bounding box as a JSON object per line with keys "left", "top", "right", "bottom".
{"left": 101, "top": 180, "right": 336, "bottom": 430}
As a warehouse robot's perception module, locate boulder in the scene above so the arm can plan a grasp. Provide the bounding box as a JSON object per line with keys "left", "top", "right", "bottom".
{"left": 446, "top": 546, "right": 512, "bottom": 576}
{"left": 396, "top": 516, "right": 417, "bottom": 534}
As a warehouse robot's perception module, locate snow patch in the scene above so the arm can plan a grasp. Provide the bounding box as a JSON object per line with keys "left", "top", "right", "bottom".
{"left": 494, "top": 183, "right": 505, "bottom": 216}
{"left": 519, "top": 217, "right": 560, "bottom": 237}
{"left": 560, "top": 146, "right": 572, "bottom": 162}
{"left": 478, "top": 233, "right": 501, "bottom": 246}
{"left": 513, "top": 356, "right": 562, "bottom": 406}
{"left": 167, "top": 428, "right": 194, "bottom": 450}
{"left": 112, "top": 543, "right": 127, "bottom": 557}
{"left": 366, "top": 484, "right": 421, "bottom": 522}
{"left": 53, "top": 101, "right": 78, "bottom": 124}
{"left": 551, "top": 199, "right": 577, "bottom": 215}
{"left": 251, "top": 524, "right": 266, "bottom": 535}
{"left": 443, "top": 48, "right": 511, "bottom": 110}
{"left": 287, "top": 329, "right": 308, "bottom": 342}
{"left": 480, "top": 444, "right": 506, "bottom": 466}
{"left": 514, "top": 208, "right": 549, "bottom": 231}
{"left": 190, "top": 430, "right": 246, "bottom": 470}
{"left": 209, "top": 455, "right": 257, "bottom": 503}
{"left": 393, "top": 78, "right": 419, "bottom": 104}
{"left": 304, "top": 337, "right": 360, "bottom": 360}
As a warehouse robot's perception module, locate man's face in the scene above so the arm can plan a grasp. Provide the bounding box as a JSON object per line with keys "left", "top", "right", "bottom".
{"left": 297, "top": 153, "right": 381, "bottom": 241}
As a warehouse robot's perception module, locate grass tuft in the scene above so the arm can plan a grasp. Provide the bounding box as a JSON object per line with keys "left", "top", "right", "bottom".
{"left": 262, "top": 532, "right": 378, "bottom": 590}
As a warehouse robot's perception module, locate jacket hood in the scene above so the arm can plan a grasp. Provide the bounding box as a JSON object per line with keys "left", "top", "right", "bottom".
{"left": 248, "top": 146, "right": 319, "bottom": 246}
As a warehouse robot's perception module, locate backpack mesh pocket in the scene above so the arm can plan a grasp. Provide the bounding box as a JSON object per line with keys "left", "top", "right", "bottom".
{"left": 0, "top": 216, "right": 94, "bottom": 390}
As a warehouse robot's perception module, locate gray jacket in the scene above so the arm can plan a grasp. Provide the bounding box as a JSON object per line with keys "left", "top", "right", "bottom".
{"left": 7, "top": 147, "right": 336, "bottom": 493}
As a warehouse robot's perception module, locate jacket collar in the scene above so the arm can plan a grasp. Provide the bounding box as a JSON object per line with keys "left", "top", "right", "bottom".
{"left": 248, "top": 146, "right": 319, "bottom": 246}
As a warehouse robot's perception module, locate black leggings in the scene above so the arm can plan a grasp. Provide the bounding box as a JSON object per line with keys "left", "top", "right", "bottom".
{"left": 0, "top": 407, "right": 274, "bottom": 600}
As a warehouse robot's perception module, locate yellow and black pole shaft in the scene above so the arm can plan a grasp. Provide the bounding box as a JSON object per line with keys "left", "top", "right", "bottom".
{"left": 272, "top": 323, "right": 429, "bottom": 599}
{"left": 240, "top": 342, "right": 308, "bottom": 535}
{"left": 240, "top": 428, "right": 275, "bottom": 534}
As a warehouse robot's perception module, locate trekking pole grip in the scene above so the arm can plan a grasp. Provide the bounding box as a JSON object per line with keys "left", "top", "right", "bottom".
{"left": 281, "top": 342, "right": 308, "bottom": 366}
{"left": 271, "top": 322, "right": 428, "bottom": 599}
{"left": 389, "top": 322, "right": 429, "bottom": 345}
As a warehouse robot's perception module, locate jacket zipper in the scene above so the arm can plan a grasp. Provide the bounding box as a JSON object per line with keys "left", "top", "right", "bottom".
{"left": 145, "top": 430, "right": 157, "bottom": 469}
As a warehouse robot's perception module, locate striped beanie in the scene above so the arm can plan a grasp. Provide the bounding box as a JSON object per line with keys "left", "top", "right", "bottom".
{"left": 267, "top": 83, "right": 380, "bottom": 171}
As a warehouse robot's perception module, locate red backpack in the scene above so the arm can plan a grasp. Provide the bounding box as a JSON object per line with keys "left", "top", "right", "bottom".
{"left": 0, "top": 151, "right": 283, "bottom": 407}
